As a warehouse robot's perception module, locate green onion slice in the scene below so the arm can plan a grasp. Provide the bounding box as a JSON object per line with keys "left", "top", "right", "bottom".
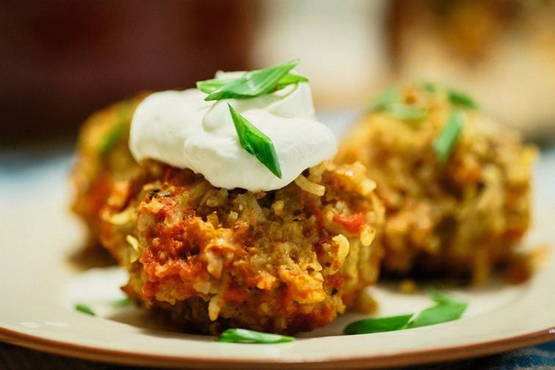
{"left": 273, "top": 73, "right": 308, "bottom": 91}
{"left": 228, "top": 104, "right": 282, "bottom": 178}
{"left": 196, "top": 78, "right": 226, "bottom": 94}
{"left": 427, "top": 290, "right": 458, "bottom": 305}
{"left": 200, "top": 60, "right": 308, "bottom": 101}
{"left": 421, "top": 81, "right": 438, "bottom": 93}
{"left": 343, "top": 313, "right": 414, "bottom": 335}
{"left": 198, "top": 73, "right": 307, "bottom": 96}
{"left": 343, "top": 291, "right": 468, "bottom": 335}
{"left": 448, "top": 89, "right": 478, "bottom": 109}
{"left": 218, "top": 328, "right": 295, "bottom": 344}
{"left": 420, "top": 81, "right": 478, "bottom": 109}
{"left": 369, "top": 86, "right": 426, "bottom": 120}
{"left": 387, "top": 103, "right": 427, "bottom": 120}
{"left": 111, "top": 297, "right": 133, "bottom": 308}
{"left": 406, "top": 294, "right": 468, "bottom": 329}
{"left": 74, "top": 303, "right": 96, "bottom": 316}
{"left": 433, "top": 110, "right": 464, "bottom": 163}
{"left": 99, "top": 103, "right": 131, "bottom": 155}
{"left": 369, "top": 86, "right": 400, "bottom": 111}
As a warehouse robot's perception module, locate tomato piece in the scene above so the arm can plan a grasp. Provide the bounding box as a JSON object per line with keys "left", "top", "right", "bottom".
{"left": 333, "top": 212, "right": 364, "bottom": 234}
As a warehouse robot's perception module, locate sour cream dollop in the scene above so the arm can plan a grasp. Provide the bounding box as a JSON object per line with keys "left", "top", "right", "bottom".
{"left": 130, "top": 71, "right": 337, "bottom": 191}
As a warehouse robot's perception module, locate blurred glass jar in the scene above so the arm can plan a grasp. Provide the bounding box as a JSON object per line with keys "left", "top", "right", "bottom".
{"left": 387, "top": 0, "right": 555, "bottom": 138}
{"left": 0, "top": 0, "right": 257, "bottom": 142}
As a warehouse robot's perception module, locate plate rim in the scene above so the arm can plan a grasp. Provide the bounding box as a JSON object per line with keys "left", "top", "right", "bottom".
{"left": 1, "top": 324, "right": 553, "bottom": 369}
{"left": 2, "top": 150, "right": 554, "bottom": 368}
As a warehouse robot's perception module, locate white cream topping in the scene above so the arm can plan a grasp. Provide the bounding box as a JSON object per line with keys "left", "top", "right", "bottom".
{"left": 129, "top": 72, "right": 337, "bottom": 191}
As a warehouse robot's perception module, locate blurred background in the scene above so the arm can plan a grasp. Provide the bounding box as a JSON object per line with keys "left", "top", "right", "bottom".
{"left": 1, "top": 0, "right": 555, "bottom": 145}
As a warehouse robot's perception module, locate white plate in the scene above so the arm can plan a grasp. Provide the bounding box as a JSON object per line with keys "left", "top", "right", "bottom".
{"left": 1, "top": 142, "right": 554, "bottom": 369}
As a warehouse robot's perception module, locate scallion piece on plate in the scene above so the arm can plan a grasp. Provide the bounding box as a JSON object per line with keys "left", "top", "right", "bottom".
{"left": 228, "top": 104, "right": 282, "bottom": 178}
{"left": 343, "top": 313, "right": 414, "bottom": 335}
{"left": 343, "top": 291, "right": 468, "bottom": 335}
{"left": 217, "top": 328, "right": 295, "bottom": 344}
{"left": 427, "top": 290, "right": 458, "bottom": 305}
{"left": 111, "top": 297, "right": 133, "bottom": 308}
{"left": 74, "top": 303, "right": 95, "bottom": 316}
{"left": 201, "top": 60, "right": 307, "bottom": 101}
{"left": 406, "top": 293, "right": 468, "bottom": 329}
{"left": 433, "top": 110, "right": 464, "bottom": 163}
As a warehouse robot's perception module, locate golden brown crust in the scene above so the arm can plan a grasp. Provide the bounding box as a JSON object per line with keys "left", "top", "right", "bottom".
{"left": 70, "top": 95, "right": 145, "bottom": 247}
{"left": 100, "top": 161, "right": 384, "bottom": 334}
{"left": 337, "top": 84, "right": 536, "bottom": 284}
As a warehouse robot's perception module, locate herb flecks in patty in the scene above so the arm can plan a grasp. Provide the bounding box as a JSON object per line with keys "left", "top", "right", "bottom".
{"left": 369, "top": 86, "right": 426, "bottom": 121}
{"left": 422, "top": 82, "right": 478, "bottom": 109}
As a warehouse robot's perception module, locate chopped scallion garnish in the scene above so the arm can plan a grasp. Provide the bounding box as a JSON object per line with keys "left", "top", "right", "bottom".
{"left": 199, "top": 60, "right": 308, "bottom": 101}
{"left": 273, "top": 72, "right": 309, "bottom": 91}
{"left": 343, "top": 313, "right": 413, "bottom": 335}
{"left": 406, "top": 292, "right": 468, "bottom": 329}
{"left": 420, "top": 81, "right": 478, "bottom": 109}
{"left": 369, "top": 86, "right": 426, "bottom": 120}
{"left": 421, "top": 81, "right": 437, "bottom": 93}
{"left": 99, "top": 104, "right": 131, "bottom": 155}
{"left": 369, "top": 86, "right": 400, "bottom": 111}
{"left": 387, "top": 103, "right": 427, "bottom": 120}
{"left": 217, "top": 328, "right": 294, "bottom": 344}
{"left": 343, "top": 291, "right": 467, "bottom": 335}
{"left": 74, "top": 303, "right": 96, "bottom": 316}
{"left": 228, "top": 104, "right": 282, "bottom": 178}
{"left": 433, "top": 110, "right": 464, "bottom": 163}
{"left": 111, "top": 297, "right": 133, "bottom": 308}
{"left": 196, "top": 78, "right": 226, "bottom": 94}
{"left": 198, "top": 73, "right": 307, "bottom": 96}
{"left": 448, "top": 89, "right": 478, "bottom": 109}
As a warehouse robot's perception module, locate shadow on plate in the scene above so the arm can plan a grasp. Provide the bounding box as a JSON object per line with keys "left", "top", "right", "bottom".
{"left": 67, "top": 244, "right": 116, "bottom": 270}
